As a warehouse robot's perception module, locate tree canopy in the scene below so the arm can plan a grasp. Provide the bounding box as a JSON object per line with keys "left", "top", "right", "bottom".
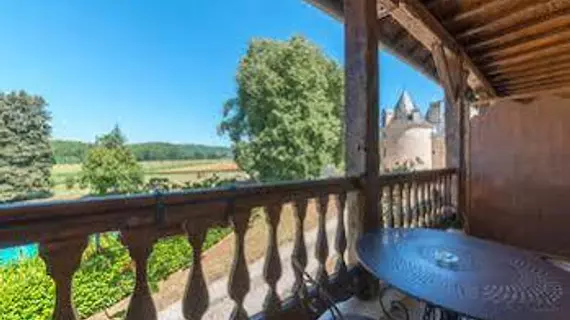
{"left": 80, "top": 126, "right": 143, "bottom": 195}
{"left": 52, "top": 140, "right": 230, "bottom": 164}
{"left": 219, "top": 36, "right": 344, "bottom": 181}
{"left": 0, "top": 91, "right": 52, "bottom": 202}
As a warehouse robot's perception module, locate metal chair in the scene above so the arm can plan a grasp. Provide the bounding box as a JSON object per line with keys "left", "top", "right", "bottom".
{"left": 292, "top": 258, "right": 376, "bottom": 320}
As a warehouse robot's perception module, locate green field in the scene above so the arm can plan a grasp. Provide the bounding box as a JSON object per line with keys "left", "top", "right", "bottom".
{"left": 50, "top": 159, "right": 244, "bottom": 199}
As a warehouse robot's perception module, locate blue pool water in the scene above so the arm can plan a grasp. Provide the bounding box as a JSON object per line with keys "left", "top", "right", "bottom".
{"left": 0, "top": 244, "right": 38, "bottom": 264}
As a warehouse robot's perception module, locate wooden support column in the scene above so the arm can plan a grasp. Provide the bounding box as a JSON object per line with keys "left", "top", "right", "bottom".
{"left": 432, "top": 44, "right": 468, "bottom": 223}
{"left": 344, "top": 0, "right": 379, "bottom": 266}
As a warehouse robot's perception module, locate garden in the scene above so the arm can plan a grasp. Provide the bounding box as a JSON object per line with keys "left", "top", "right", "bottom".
{"left": 0, "top": 229, "right": 230, "bottom": 320}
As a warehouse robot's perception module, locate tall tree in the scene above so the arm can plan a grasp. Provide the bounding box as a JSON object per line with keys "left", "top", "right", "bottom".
{"left": 80, "top": 126, "right": 143, "bottom": 195}
{"left": 219, "top": 36, "right": 344, "bottom": 181}
{"left": 0, "top": 91, "right": 52, "bottom": 202}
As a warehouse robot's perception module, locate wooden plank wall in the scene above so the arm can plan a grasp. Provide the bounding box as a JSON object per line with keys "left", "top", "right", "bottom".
{"left": 469, "top": 94, "right": 570, "bottom": 257}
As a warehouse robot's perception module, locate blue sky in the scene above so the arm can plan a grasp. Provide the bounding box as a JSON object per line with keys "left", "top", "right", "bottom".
{"left": 0, "top": 0, "right": 442, "bottom": 146}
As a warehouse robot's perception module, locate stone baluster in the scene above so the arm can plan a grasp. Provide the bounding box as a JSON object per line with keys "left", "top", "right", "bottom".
{"left": 424, "top": 182, "right": 431, "bottom": 227}
{"left": 335, "top": 193, "right": 348, "bottom": 278}
{"left": 429, "top": 181, "right": 436, "bottom": 226}
{"left": 39, "top": 237, "right": 88, "bottom": 320}
{"left": 434, "top": 180, "right": 439, "bottom": 222}
{"left": 263, "top": 203, "right": 282, "bottom": 316}
{"left": 292, "top": 198, "right": 309, "bottom": 301}
{"left": 386, "top": 185, "right": 394, "bottom": 228}
{"left": 183, "top": 221, "right": 209, "bottom": 320}
{"left": 410, "top": 182, "right": 417, "bottom": 228}
{"left": 404, "top": 183, "right": 411, "bottom": 228}
{"left": 400, "top": 183, "right": 406, "bottom": 228}
{"left": 315, "top": 196, "right": 329, "bottom": 288}
{"left": 393, "top": 184, "right": 401, "bottom": 228}
{"left": 416, "top": 183, "right": 424, "bottom": 227}
{"left": 228, "top": 206, "right": 252, "bottom": 320}
{"left": 437, "top": 177, "right": 443, "bottom": 223}
{"left": 381, "top": 186, "right": 388, "bottom": 229}
{"left": 378, "top": 186, "right": 384, "bottom": 228}
{"left": 446, "top": 174, "right": 452, "bottom": 213}
{"left": 121, "top": 229, "right": 158, "bottom": 320}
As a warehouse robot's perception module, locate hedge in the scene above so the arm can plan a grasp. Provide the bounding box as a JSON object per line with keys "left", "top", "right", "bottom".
{"left": 0, "top": 228, "right": 230, "bottom": 319}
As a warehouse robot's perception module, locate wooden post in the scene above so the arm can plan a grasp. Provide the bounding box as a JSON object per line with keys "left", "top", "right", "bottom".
{"left": 344, "top": 0, "right": 380, "bottom": 265}
{"left": 432, "top": 44, "right": 468, "bottom": 222}
{"left": 344, "top": 0, "right": 380, "bottom": 299}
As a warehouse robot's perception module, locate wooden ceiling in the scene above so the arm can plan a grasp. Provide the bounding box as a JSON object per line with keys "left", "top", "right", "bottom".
{"left": 308, "top": 0, "right": 570, "bottom": 98}
{"left": 308, "top": 0, "right": 440, "bottom": 83}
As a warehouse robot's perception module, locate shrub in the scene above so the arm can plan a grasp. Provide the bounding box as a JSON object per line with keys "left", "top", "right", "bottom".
{"left": 80, "top": 126, "right": 144, "bottom": 195}
{"left": 64, "top": 176, "right": 76, "bottom": 190}
{"left": 0, "top": 228, "right": 230, "bottom": 319}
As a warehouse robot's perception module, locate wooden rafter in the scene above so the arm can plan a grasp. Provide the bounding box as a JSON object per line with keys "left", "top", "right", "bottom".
{"left": 456, "top": 0, "right": 569, "bottom": 40}
{"left": 500, "top": 76, "right": 570, "bottom": 92}
{"left": 500, "top": 83, "right": 570, "bottom": 97}
{"left": 496, "top": 69, "right": 570, "bottom": 87}
{"left": 304, "top": 0, "right": 440, "bottom": 84}
{"left": 466, "top": 7, "right": 570, "bottom": 53}
{"left": 474, "top": 28, "right": 570, "bottom": 62}
{"left": 482, "top": 42, "right": 570, "bottom": 69}
{"left": 377, "top": 0, "right": 496, "bottom": 96}
{"left": 474, "top": 87, "right": 570, "bottom": 106}
{"left": 390, "top": 28, "right": 411, "bottom": 51}
{"left": 443, "top": 0, "right": 532, "bottom": 28}
{"left": 486, "top": 55, "right": 570, "bottom": 76}
{"left": 424, "top": 0, "right": 441, "bottom": 10}
{"left": 491, "top": 60, "right": 570, "bottom": 82}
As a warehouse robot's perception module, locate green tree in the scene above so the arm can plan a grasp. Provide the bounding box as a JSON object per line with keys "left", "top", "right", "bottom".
{"left": 96, "top": 124, "right": 126, "bottom": 149}
{"left": 0, "top": 91, "right": 53, "bottom": 202}
{"left": 80, "top": 126, "right": 143, "bottom": 195}
{"left": 219, "top": 36, "right": 344, "bottom": 181}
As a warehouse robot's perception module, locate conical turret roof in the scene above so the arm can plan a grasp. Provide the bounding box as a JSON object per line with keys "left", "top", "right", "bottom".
{"left": 394, "top": 90, "right": 418, "bottom": 118}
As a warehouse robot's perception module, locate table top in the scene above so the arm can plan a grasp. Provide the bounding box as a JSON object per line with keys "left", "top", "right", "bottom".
{"left": 356, "top": 228, "right": 570, "bottom": 320}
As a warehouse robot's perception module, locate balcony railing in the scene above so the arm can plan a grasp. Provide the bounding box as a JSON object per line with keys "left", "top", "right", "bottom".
{"left": 0, "top": 168, "right": 457, "bottom": 320}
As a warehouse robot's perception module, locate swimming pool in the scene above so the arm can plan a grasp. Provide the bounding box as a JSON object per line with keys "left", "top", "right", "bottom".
{"left": 0, "top": 245, "right": 37, "bottom": 264}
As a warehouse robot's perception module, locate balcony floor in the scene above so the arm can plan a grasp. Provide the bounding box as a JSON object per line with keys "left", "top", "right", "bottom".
{"left": 322, "top": 293, "right": 427, "bottom": 320}
{"left": 158, "top": 215, "right": 339, "bottom": 320}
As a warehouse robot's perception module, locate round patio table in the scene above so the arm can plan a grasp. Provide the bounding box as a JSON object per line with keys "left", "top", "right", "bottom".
{"left": 356, "top": 228, "right": 570, "bottom": 320}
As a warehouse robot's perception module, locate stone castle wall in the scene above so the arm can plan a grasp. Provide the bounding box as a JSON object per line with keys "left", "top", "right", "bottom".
{"left": 431, "top": 136, "right": 446, "bottom": 169}
{"left": 380, "top": 91, "right": 446, "bottom": 171}
{"left": 381, "top": 125, "right": 434, "bottom": 171}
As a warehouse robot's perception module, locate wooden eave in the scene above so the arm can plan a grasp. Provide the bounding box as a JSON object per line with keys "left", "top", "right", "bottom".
{"left": 309, "top": 0, "right": 570, "bottom": 99}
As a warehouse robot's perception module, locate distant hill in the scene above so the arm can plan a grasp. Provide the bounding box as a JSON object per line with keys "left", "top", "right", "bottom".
{"left": 51, "top": 140, "right": 232, "bottom": 164}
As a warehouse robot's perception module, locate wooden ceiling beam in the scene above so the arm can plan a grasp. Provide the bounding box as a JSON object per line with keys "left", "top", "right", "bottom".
{"left": 304, "top": 0, "right": 440, "bottom": 83}
{"left": 377, "top": 0, "right": 496, "bottom": 96}
{"left": 443, "top": 0, "right": 527, "bottom": 27}
{"left": 499, "top": 83, "right": 570, "bottom": 97}
{"left": 408, "top": 43, "right": 425, "bottom": 61}
{"left": 491, "top": 61, "right": 570, "bottom": 82}
{"left": 496, "top": 70, "right": 570, "bottom": 87}
{"left": 499, "top": 77, "right": 570, "bottom": 93}
{"left": 474, "top": 86, "right": 570, "bottom": 106}
{"left": 486, "top": 55, "right": 570, "bottom": 76}
{"left": 481, "top": 42, "right": 570, "bottom": 69}
{"left": 474, "top": 27, "right": 570, "bottom": 63}
{"left": 424, "top": 0, "right": 438, "bottom": 9}
{"left": 466, "top": 8, "right": 570, "bottom": 53}
{"left": 457, "top": 0, "right": 570, "bottom": 41}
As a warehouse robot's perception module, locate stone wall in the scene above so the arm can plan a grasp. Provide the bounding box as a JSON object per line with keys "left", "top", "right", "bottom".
{"left": 431, "top": 136, "right": 446, "bottom": 169}
{"left": 381, "top": 123, "right": 433, "bottom": 171}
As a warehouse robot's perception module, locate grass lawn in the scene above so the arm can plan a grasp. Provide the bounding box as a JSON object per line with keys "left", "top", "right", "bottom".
{"left": 49, "top": 159, "right": 244, "bottom": 200}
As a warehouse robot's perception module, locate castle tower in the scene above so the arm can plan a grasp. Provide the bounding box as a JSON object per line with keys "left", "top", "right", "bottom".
{"left": 426, "top": 101, "right": 444, "bottom": 135}
{"left": 393, "top": 90, "right": 417, "bottom": 121}
{"left": 381, "top": 109, "right": 394, "bottom": 127}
